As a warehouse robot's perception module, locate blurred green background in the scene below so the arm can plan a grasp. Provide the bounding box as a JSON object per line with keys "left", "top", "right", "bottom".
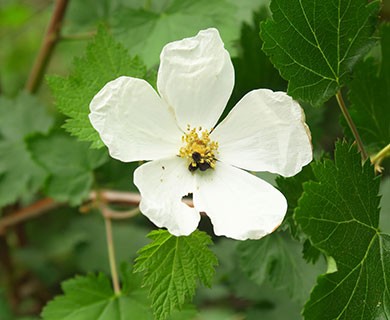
{"left": 0, "top": 0, "right": 389, "bottom": 319}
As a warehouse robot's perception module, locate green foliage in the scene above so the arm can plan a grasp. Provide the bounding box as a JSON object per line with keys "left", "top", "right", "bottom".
{"left": 209, "top": 238, "right": 304, "bottom": 319}
{"left": 41, "top": 267, "right": 153, "bottom": 320}
{"left": 380, "top": 178, "right": 390, "bottom": 234}
{"left": 66, "top": 0, "right": 268, "bottom": 68}
{"left": 0, "top": 93, "right": 53, "bottom": 207}
{"left": 48, "top": 27, "right": 147, "bottom": 148}
{"left": 295, "top": 142, "right": 390, "bottom": 319}
{"left": 134, "top": 230, "right": 218, "bottom": 320}
{"left": 69, "top": 213, "right": 150, "bottom": 274}
{"left": 238, "top": 232, "right": 325, "bottom": 304}
{"left": 1, "top": 1, "right": 389, "bottom": 318}
{"left": 261, "top": 0, "right": 380, "bottom": 107}
{"left": 111, "top": 0, "right": 238, "bottom": 67}
{"left": 0, "top": 289, "right": 13, "bottom": 320}
{"left": 0, "top": 3, "right": 46, "bottom": 95}
{"left": 346, "top": 23, "right": 390, "bottom": 153}
{"left": 276, "top": 165, "right": 316, "bottom": 238}
{"left": 229, "top": 8, "right": 286, "bottom": 108}
{"left": 276, "top": 163, "right": 323, "bottom": 263}
{"left": 28, "top": 131, "right": 107, "bottom": 205}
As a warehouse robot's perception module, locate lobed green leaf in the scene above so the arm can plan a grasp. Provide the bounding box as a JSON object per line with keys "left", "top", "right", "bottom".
{"left": 48, "top": 27, "right": 147, "bottom": 148}
{"left": 238, "top": 232, "right": 325, "bottom": 304}
{"left": 134, "top": 230, "right": 218, "bottom": 320}
{"left": 346, "top": 23, "right": 390, "bottom": 154}
{"left": 41, "top": 267, "right": 153, "bottom": 320}
{"left": 28, "top": 131, "right": 107, "bottom": 205}
{"left": 111, "top": 0, "right": 238, "bottom": 67}
{"left": 0, "top": 93, "right": 53, "bottom": 207}
{"left": 295, "top": 141, "right": 390, "bottom": 319}
{"left": 229, "top": 7, "right": 286, "bottom": 110}
{"left": 261, "top": 0, "right": 380, "bottom": 107}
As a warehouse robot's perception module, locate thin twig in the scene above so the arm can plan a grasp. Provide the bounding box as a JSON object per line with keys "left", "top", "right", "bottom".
{"left": 25, "top": 0, "right": 69, "bottom": 93}
{"left": 0, "top": 190, "right": 195, "bottom": 233}
{"left": 103, "top": 208, "right": 121, "bottom": 295}
{"left": 0, "top": 191, "right": 142, "bottom": 234}
{"left": 0, "top": 198, "right": 59, "bottom": 235}
{"left": 103, "top": 207, "right": 140, "bottom": 220}
{"left": 89, "top": 190, "right": 142, "bottom": 206}
{"left": 336, "top": 90, "right": 368, "bottom": 161}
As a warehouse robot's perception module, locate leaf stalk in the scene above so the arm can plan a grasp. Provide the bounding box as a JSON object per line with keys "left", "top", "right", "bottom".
{"left": 336, "top": 91, "right": 368, "bottom": 161}
{"left": 103, "top": 210, "right": 121, "bottom": 295}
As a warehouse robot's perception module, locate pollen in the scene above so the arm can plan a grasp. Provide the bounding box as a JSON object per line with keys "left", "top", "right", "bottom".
{"left": 179, "top": 126, "right": 218, "bottom": 172}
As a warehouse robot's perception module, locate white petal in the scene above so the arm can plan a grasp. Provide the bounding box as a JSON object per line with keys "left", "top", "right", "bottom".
{"left": 157, "top": 28, "right": 234, "bottom": 131}
{"left": 193, "top": 162, "right": 287, "bottom": 240}
{"left": 89, "top": 76, "right": 183, "bottom": 162}
{"left": 211, "top": 89, "right": 312, "bottom": 177}
{"left": 134, "top": 156, "right": 200, "bottom": 236}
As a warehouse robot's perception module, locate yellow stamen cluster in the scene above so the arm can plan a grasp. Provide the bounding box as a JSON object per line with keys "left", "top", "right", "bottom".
{"left": 179, "top": 126, "right": 218, "bottom": 172}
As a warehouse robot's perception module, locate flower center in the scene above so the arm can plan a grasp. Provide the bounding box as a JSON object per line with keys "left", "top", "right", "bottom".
{"left": 179, "top": 126, "right": 218, "bottom": 172}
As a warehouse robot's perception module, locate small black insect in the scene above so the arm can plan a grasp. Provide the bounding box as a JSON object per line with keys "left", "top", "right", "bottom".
{"left": 198, "top": 162, "right": 211, "bottom": 171}
{"left": 189, "top": 152, "right": 212, "bottom": 172}
{"left": 191, "top": 152, "right": 201, "bottom": 162}
{"left": 188, "top": 163, "right": 198, "bottom": 172}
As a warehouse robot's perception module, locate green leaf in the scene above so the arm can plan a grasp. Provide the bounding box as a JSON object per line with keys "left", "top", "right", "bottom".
{"left": 276, "top": 164, "right": 316, "bottom": 239}
{"left": 110, "top": 0, "right": 238, "bottom": 67}
{"left": 48, "top": 27, "right": 147, "bottom": 148}
{"left": 134, "top": 230, "right": 218, "bottom": 320}
{"left": 295, "top": 141, "right": 390, "bottom": 319}
{"left": 69, "top": 213, "right": 150, "bottom": 274}
{"left": 0, "top": 93, "right": 53, "bottom": 207}
{"left": 168, "top": 304, "right": 198, "bottom": 320}
{"left": 276, "top": 163, "right": 323, "bottom": 263}
{"left": 245, "top": 285, "right": 303, "bottom": 320}
{"left": 41, "top": 268, "right": 153, "bottom": 320}
{"left": 380, "top": 178, "right": 390, "bottom": 234}
{"left": 0, "top": 92, "right": 53, "bottom": 142}
{"left": 238, "top": 232, "right": 325, "bottom": 304}
{"left": 28, "top": 131, "right": 107, "bottom": 205}
{"left": 225, "top": 0, "right": 271, "bottom": 24}
{"left": 14, "top": 207, "right": 87, "bottom": 286}
{"left": 229, "top": 8, "right": 287, "bottom": 109}
{"left": 261, "top": 0, "right": 380, "bottom": 107}
{"left": 346, "top": 23, "right": 390, "bottom": 153}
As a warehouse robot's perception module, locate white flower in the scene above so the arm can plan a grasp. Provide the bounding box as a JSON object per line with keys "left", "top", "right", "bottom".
{"left": 89, "top": 28, "right": 312, "bottom": 240}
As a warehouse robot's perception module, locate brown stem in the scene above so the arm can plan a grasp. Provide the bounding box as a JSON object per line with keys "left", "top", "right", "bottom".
{"left": 103, "top": 207, "right": 140, "bottom": 220}
{"left": 89, "top": 190, "right": 142, "bottom": 206}
{"left": 0, "top": 198, "right": 59, "bottom": 235}
{"left": 0, "top": 191, "right": 143, "bottom": 234}
{"left": 25, "top": 0, "right": 69, "bottom": 93}
{"left": 0, "top": 190, "right": 195, "bottom": 234}
{"left": 336, "top": 91, "right": 368, "bottom": 161}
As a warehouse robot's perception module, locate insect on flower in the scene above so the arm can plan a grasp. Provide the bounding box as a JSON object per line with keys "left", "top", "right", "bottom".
{"left": 89, "top": 28, "right": 312, "bottom": 240}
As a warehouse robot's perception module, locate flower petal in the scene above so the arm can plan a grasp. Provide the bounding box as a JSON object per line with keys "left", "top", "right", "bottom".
{"left": 89, "top": 76, "right": 183, "bottom": 162}
{"left": 134, "top": 156, "right": 200, "bottom": 236}
{"left": 211, "top": 89, "right": 312, "bottom": 177}
{"left": 157, "top": 28, "right": 234, "bottom": 131}
{"left": 193, "top": 162, "right": 287, "bottom": 240}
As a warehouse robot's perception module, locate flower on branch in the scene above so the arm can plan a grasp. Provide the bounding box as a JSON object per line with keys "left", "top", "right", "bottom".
{"left": 89, "top": 28, "right": 312, "bottom": 240}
